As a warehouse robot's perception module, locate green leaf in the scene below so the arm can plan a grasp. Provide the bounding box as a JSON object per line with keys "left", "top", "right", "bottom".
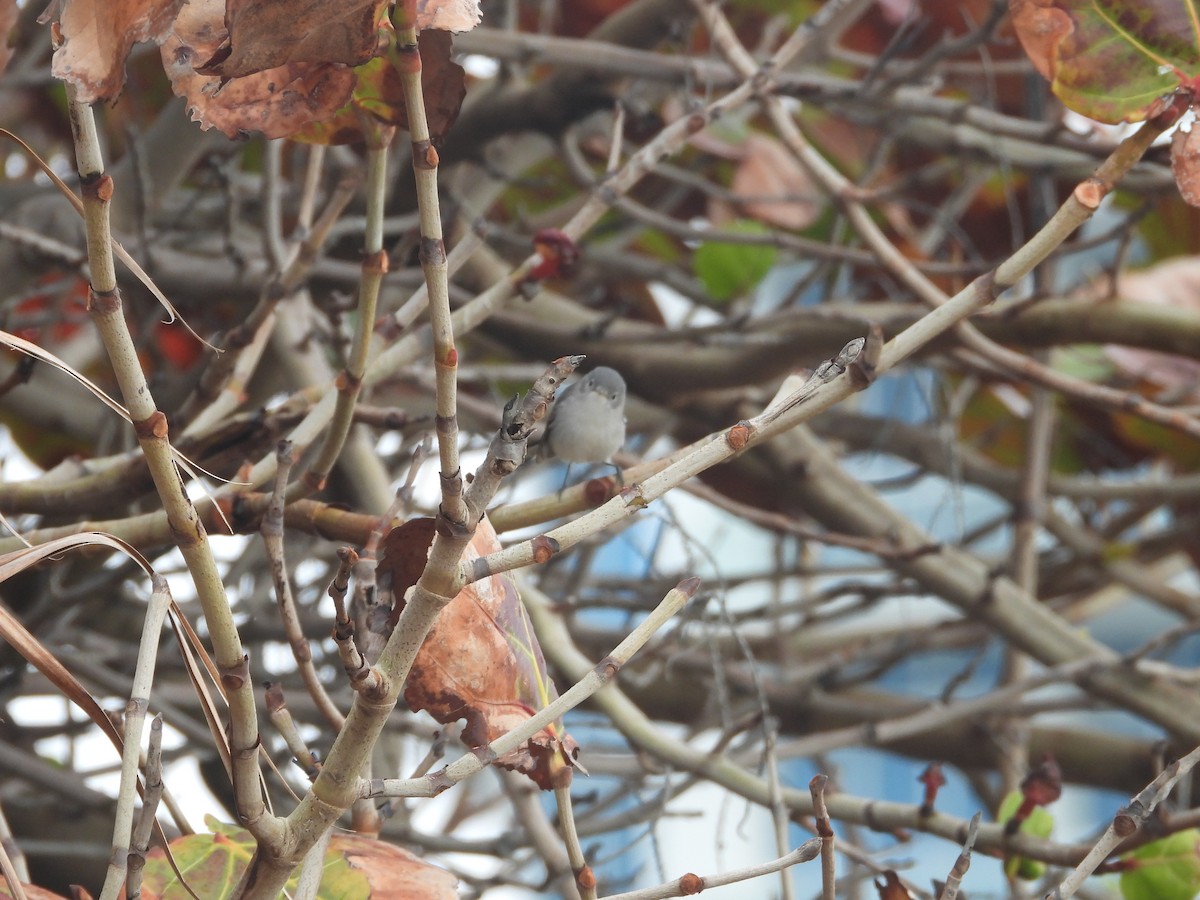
{"left": 1120, "top": 830, "right": 1200, "bottom": 900}
{"left": 998, "top": 790, "right": 1055, "bottom": 880}
{"left": 693, "top": 219, "right": 777, "bottom": 302}
{"left": 142, "top": 817, "right": 371, "bottom": 899}
{"left": 1010, "top": 0, "right": 1200, "bottom": 124}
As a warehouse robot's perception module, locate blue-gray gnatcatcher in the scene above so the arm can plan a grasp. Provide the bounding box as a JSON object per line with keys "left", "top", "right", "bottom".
{"left": 543, "top": 366, "right": 627, "bottom": 466}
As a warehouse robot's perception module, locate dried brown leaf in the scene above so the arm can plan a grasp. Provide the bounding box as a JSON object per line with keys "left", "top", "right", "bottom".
{"left": 0, "top": 0, "right": 18, "bottom": 79}
{"left": 728, "top": 133, "right": 821, "bottom": 231}
{"left": 417, "top": 0, "right": 481, "bottom": 32}
{"left": 332, "top": 832, "right": 458, "bottom": 898}
{"left": 47, "top": 0, "right": 186, "bottom": 102}
{"left": 161, "top": 0, "right": 357, "bottom": 139}
{"left": 874, "top": 870, "right": 917, "bottom": 899}
{"left": 379, "top": 518, "right": 580, "bottom": 790}
{"left": 199, "top": 0, "right": 389, "bottom": 79}
{"left": 1173, "top": 126, "right": 1200, "bottom": 209}
{"left": 0, "top": 884, "right": 73, "bottom": 899}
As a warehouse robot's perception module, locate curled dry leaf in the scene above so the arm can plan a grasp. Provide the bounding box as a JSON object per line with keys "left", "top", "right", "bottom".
{"left": 417, "top": 0, "right": 482, "bottom": 32}
{"left": 46, "top": 0, "right": 186, "bottom": 102}
{"left": 1173, "top": 126, "right": 1200, "bottom": 208}
{"left": 161, "top": 0, "right": 356, "bottom": 140}
{"left": 198, "top": 0, "right": 390, "bottom": 79}
{"left": 379, "top": 517, "right": 581, "bottom": 790}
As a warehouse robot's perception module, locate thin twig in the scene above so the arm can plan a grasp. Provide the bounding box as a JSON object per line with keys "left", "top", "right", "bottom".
{"left": 0, "top": 799, "right": 28, "bottom": 886}
{"left": 126, "top": 715, "right": 165, "bottom": 900}
{"left": 98, "top": 575, "right": 171, "bottom": 900}
{"left": 765, "top": 723, "right": 796, "bottom": 900}
{"left": 598, "top": 839, "right": 822, "bottom": 900}
{"left": 64, "top": 89, "right": 278, "bottom": 846}
{"left": 261, "top": 440, "right": 345, "bottom": 730}
{"left": 1046, "top": 742, "right": 1200, "bottom": 899}
{"left": 938, "top": 812, "right": 980, "bottom": 900}
{"left": 556, "top": 784, "right": 595, "bottom": 900}
{"left": 810, "top": 774, "right": 836, "bottom": 900}
{"left": 364, "top": 576, "right": 701, "bottom": 798}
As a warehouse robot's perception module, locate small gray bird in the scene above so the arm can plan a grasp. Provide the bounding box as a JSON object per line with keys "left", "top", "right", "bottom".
{"left": 544, "top": 366, "right": 627, "bottom": 467}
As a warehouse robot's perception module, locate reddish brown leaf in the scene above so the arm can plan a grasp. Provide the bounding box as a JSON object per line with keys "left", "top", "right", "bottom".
{"left": 1008, "top": 0, "right": 1071, "bottom": 81}
{"left": 874, "top": 871, "right": 917, "bottom": 899}
{"left": 160, "top": 0, "right": 356, "bottom": 140}
{"left": 1020, "top": 753, "right": 1063, "bottom": 807}
{"left": 46, "top": 0, "right": 186, "bottom": 102}
{"left": 379, "top": 517, "right": 437, "bottom": 606}
{"left": 379, "top": 518, "right": 580, "bottom": 790}
{"left": 198, "top": 0, "right": 389, "bottom": 79}
{"left": 727, "top": 133, "right": 821, "bottom": 231}
{"left": 0, "top": 884, "right": 72, "bottom": 899}
{"left": 0, "top": 0, "right": 18, "bottom": 79}
{"left": 333, "top": 832, "right": 458, "bottom": 899}
{"left": 1173, "top": 126, "right": 1200, "bottom": 208}
{"left": 416, "top": 0, "right": 481, "bottom": 32}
